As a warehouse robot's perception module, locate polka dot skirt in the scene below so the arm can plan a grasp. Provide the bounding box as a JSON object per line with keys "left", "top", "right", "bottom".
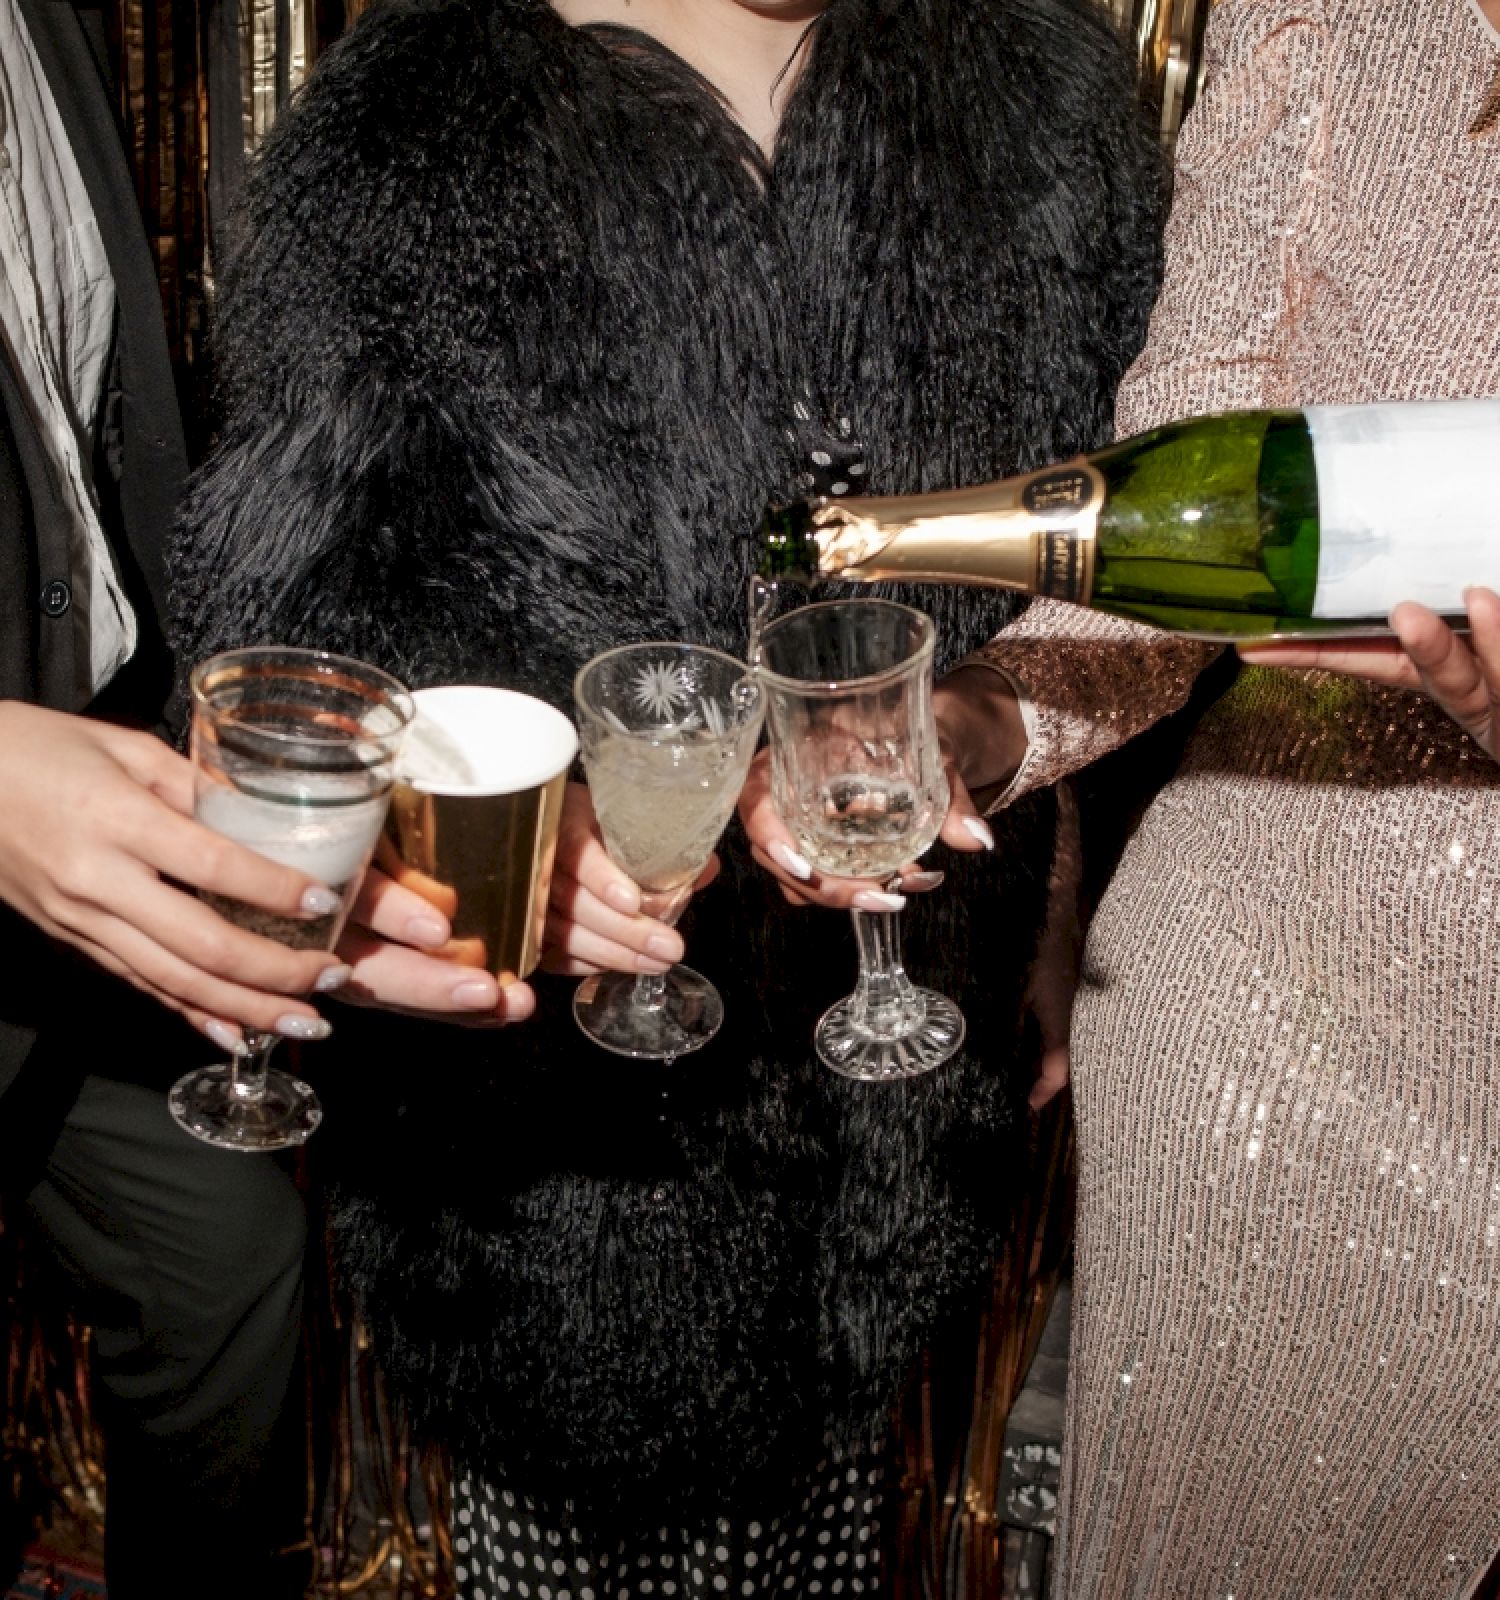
{"left": 452, "top": 1455, "right": 887, "bottom": 1600}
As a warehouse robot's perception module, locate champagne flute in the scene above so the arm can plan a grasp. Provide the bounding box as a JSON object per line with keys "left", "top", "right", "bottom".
{"left": 757, "top": 598, "right": 964, "bottom": 1080}
{"left": 572, "top": 642, "right": 765, "bottom": 1060}
{"left": 168, "top": 646, "right": 413, "bottom": 1151}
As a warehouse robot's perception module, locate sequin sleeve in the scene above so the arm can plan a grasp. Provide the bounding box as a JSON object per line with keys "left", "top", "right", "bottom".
{"left": 970, "top": 0, "right": 1330, "bottom": 808}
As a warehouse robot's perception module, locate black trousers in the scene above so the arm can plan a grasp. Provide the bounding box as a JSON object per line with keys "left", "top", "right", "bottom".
{"left": 15, "top": 1072, "right": 309, "bottom": 1599}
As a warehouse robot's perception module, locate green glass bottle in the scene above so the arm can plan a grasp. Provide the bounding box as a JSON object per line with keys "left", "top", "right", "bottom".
{"left": 759, "top": 401, "right": 1500, "bottom": 639}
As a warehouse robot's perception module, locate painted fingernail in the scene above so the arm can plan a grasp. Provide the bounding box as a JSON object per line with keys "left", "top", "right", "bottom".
{"left": 275, "top": 1013, "right": 332, "bottom": 1041}
{"left": 903, "top": 870, "right": 946, "bottom": 891}
{"left": 300, "top": 885, "right": 341, "bottom": 917}
{"left": 453, "top": 979, "right": 499, "bottom": 1010}
{"left": 313, "top": 963, "right": 352, "bottom": 993}
{"left": 405, "top": 914, "right": 449, "bottom": 949}
{"left": 604, "top": 880, "right": 641, "bottom": 914}
{"left": 853, "top": 890, "right": 907, "bottom": 912}
{"left": 962, "top": 816, "right": 996, "bottom": 851}
{"left": 770, "top": 841, "right": 813, "bottom": 881}
{"left": 646, "top": 934, "right": 683, "bottom": 963}
{"left": 204, "top": 1019, "right": 248, "bottom": 1058}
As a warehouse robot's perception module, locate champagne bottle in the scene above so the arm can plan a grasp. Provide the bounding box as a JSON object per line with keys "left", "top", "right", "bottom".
{"left": 758, "top": 401, "right": 1500, "bottom": 639}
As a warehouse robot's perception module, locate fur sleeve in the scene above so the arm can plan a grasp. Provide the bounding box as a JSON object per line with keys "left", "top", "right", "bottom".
{"left": 168, "top": 0, "right": 587, "bottom": 690}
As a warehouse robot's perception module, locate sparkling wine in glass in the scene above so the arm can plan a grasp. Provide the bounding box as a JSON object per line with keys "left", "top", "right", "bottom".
{"left": 573, "top": 642, "right": 764, "bottom": 1060}
{"left": 168, "top": 647, "right": 413, "bottom": 1151}
{"left": 757, "top": 598, "right": 964, "bottom": 1080}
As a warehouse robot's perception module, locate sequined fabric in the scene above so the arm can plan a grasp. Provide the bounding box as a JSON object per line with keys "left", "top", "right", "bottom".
{"left": 978, "top": 1, "right": 1500, "bottom": 1594}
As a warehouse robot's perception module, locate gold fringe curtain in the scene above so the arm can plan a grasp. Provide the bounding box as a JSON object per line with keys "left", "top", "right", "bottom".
{"left": 1106, "top": 0, "right": 1214, "bottom": 148}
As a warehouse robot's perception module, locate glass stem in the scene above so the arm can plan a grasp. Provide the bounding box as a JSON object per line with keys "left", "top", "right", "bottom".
{"left": 231, "top": 1031, "right": 279, "bottom": 1103}
{"left": 632, "top": 881, "right": 692, "bottom": 1014}
{"left": 848, "top": 909, "right": 924, "bottom": 1038}
{"left": 632, "top": 973, "right": 669, "bottom": 1012}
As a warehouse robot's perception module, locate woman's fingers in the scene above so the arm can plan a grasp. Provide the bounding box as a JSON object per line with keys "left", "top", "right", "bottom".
{"left": 739, "top": 753, "right": 872, "bottom": 906}
{"left": 745, "top": 845, "right": 822, "bottom": 907}
{"left": 936, "top": 760, "right": 994, "bottom": 853}
{"left": 347, "top": 866, "right": 452, "bottom": 950}
{"left": 744, "top": 841, "right": 906, "bottom": 912}
{"left": 554, "top": 874, "right": 684, "bottom": 961}
{"left": 1235, "top": 634, "right": 1419, "bottom": 685}
{"left": 1241, "top": 589, "right": 1500, "bottom": 763}
{"left": 1390, "top": 592, "right": 1500, "bottom": 756}
{"left": 125, "top": 801, "right": 346, "bottom": 925}
{"left": 741, "top": 749, "right": 954, "bottom": 910}
{"left": 59, "top": 925, "right": 249, "bottom": 1054}
{"left": 539, "top": 922, "right": 673, "bottom": 976}
{"left": 544, "top": 784, "right": 723, "bottom": 974}
{"left": 541, "top": 874, "right": 680, "bottom": 975}
{"left": 334, "top": 927, "right": 534, "bottom": 1025}
{"left": 555, "top": 783, "right": 641, "bottom": 915}
{"left": 1029, "top": 1043, "right": 1071, "bottom": 1113}
{"left": 32, "top": 843, "right": 341, "bottom": 999}
{"left": 72, "top": 908, "right": 333, "bottom": 1038}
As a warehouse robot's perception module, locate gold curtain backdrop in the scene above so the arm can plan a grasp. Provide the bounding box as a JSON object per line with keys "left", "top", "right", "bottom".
{"left": 2, "top": 3, "right": 1212, "bottom": 1597}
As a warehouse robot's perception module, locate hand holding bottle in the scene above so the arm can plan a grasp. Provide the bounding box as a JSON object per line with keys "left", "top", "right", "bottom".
{"left": 1240, "top": 586, "right": 1500, "bottom": 764}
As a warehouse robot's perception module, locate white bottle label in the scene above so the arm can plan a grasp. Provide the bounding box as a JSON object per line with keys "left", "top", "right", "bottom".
{"left": 1307, "top": 400, "right": 1500, "bottom": 618}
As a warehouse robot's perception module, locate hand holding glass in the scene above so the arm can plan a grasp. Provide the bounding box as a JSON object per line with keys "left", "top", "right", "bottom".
{"left": 168, "top": 647, "right": 412, "bottom": 1151}
{"left": 757, "top": 599, "right": 964, "bottom": 1080}
{"left": 572, "top": 643, "right": 764, "bottom": 1060}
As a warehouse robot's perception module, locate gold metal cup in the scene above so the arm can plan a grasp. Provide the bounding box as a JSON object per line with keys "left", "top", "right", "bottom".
{"left": 379, "top": 686, "right": 578, "bottom": 985}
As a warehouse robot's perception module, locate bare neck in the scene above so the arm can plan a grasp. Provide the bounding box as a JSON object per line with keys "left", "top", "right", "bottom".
{"left": 549, "top": 0, "right": 826, "bottom": 154}
{"left": 1481, "top": 0, "right": 1500, "bottom": 30}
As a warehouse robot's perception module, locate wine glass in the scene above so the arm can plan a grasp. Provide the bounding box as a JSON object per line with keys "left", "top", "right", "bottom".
{"left": 168, "top": 646, "right": 413, "bottom": 1151}
{"left": 572, "top": 642, "right": 765, "bottom": 1060}
{"left": 756, "top": 598, "right": 964, "bottom": 1080}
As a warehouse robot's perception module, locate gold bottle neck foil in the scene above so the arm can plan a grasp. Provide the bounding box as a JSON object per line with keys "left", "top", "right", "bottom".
{"left": 806, "top": 459, "right": 1104, "bottom": 603}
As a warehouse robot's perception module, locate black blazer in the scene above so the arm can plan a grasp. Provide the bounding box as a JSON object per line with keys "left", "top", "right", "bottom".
{"left": 0, "top": 0, "right": 188, "bottom": 1111}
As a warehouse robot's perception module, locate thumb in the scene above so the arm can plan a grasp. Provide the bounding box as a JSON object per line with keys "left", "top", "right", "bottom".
{"left": 938, "top": 764, "right": 995, "bottom": 853}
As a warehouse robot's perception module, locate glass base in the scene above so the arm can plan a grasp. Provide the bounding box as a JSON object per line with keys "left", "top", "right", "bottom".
{"left": 815, "top": 988, "right": 966, "bottom": 1081}
{"left": 573, "top": 966, "right": 723, "bottom": 1061}
{"left": 168, "top": 1065, "right": 323, "bottom": 1152}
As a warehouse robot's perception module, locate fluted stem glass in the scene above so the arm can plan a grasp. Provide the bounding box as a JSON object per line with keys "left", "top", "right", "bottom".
{"left": 757, "top": 599, "right": 964, "bottom": 1080}
{"left": 573, "top": 642, "right": 765, "bottom": 1060}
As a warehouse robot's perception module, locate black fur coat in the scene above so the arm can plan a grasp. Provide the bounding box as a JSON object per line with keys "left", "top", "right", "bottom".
{"left": 169, "top": 0, "right": 1161, "bottom": 1522}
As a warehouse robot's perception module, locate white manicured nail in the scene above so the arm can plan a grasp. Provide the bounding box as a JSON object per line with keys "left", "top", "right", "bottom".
{"left": 962, "top": 816, "right": 995, "bottom": 851}
{"left": 300, "top": 885, "right": 341, "bottom": 916}
{"left": 770, "top": 841, "right": 813, "bottom": 881}
{"left": 276, "top": 1013, "right": 332, "bottom": 1041}
{"left": 204, "top": 1019, "right": 248, "bottom": 1058}
{"left": 903, "top": 870, "right": 946, "bottom": 891}
{"left": 453, "top": 979, "right": 499, "bottom": 1009}
{"left": 853, "top": 890, "right": 907, "bottom": 912}
{"left": 406, "top": 914, "right": 449, "bottom": 948}
{"left": 314, "top": 963, "right": 352, "bottom": 993}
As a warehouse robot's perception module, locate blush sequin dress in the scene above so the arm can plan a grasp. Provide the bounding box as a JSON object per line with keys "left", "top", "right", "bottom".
{"left": 976, "top": 2, "right": 1500, "bottom": 1595}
